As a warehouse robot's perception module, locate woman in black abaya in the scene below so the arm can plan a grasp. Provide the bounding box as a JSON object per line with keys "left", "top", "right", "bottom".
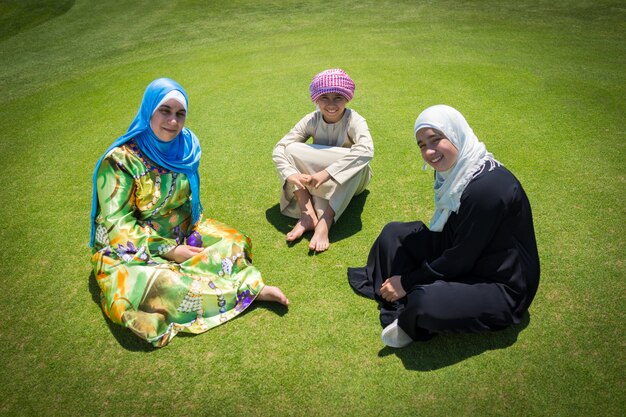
{"left": 348, "top": 105, "right": 540, "bottom": 347}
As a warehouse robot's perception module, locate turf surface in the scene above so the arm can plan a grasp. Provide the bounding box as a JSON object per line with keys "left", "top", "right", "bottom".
{"left": 0, "top": 0, "right": 624, "bottom": 416}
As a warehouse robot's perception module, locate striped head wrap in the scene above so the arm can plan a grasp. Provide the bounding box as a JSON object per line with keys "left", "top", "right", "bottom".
{"left": 309, "top": 68, "right": 355, "bottom": 103}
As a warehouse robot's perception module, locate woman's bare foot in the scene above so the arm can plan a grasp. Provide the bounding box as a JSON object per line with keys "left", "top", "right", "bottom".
{"left": 286, "top": 211, "right": 317, "bottom": 242}
{"left": 257, "top": 285, "right": 289, "bottom": 306}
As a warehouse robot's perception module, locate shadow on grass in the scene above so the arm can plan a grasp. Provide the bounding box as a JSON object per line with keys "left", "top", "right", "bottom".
{"left": 174, "top": 302, "right": 289, "bottom": 341}
{"left": 0, "top": 0, "right": 75, "bottom": 40}
{"left": 265, "top": 190, "right": 370, "bottom": 249}
{"left": 89, "top": 271, "right": 288, "bottom": 351}
{"left": 237, "top": 300, "right": 290, "bottom": 317}
{"left": 378, "top": 313, "right": 531, "bottom": 371}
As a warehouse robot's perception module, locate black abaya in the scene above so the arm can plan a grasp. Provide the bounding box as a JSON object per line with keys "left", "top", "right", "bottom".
{"left": 348, "top": 164, "right": 540, "bottom": 340}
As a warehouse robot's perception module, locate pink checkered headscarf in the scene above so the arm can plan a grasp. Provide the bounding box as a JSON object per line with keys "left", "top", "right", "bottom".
{"left": 309, "top": 69, "right": 355, "bottom": 103}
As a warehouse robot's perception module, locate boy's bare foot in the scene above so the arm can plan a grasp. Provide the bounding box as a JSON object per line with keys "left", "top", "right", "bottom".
{"left": 257, "top": 285, "right": 289, "bottom": 306}
{"left": 286, "top": 211, "right": 317, "bottom": 242}
{"left": 309, "top": 219, "right": 330, "bottom": 252}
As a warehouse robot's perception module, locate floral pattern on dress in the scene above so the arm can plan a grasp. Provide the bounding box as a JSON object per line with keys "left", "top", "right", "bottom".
{"left": 91, "top": 141, "right": 265, "bottom": 347}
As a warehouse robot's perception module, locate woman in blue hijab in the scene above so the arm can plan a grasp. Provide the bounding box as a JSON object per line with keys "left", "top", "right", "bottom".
{"left": 91, "top": 78, "right": 288, "bottom": 347}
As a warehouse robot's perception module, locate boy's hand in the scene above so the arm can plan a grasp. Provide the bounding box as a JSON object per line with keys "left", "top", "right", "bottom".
{"left": 287, "top": 173, "right": 311, "bottom": 189}
{"left": 307, "top": 170, "right": 331, "bottom": 189}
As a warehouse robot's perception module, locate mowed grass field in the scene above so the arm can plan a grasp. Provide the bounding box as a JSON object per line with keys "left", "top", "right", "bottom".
{"left": 0, "top": 1, "right": 624, "bottom": 416}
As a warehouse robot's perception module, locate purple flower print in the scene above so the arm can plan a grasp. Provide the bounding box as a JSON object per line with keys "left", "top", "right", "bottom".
{"left": 117, "top": 241, "right": 138, "bottom": 255}
{"left": 187, "top": 231, "right": 203, "bottom": 248}
{"left": 174, "top": 226, "right": 183, "bottom": 245}
{"left": 116, "top": 241, "right": 149, "bottom": 262}
{"left": 235, "top": 290, "right": 253, "bottom": 312}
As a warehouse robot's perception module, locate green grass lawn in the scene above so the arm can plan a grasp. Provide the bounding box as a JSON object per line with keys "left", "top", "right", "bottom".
{"left": 0, "top": 0, "right": 624, "bottom": 416}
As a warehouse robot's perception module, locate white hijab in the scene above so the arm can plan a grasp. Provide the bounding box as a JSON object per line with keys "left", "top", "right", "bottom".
{"left": 414, "top": 105, "right": 498, "bottom": 232}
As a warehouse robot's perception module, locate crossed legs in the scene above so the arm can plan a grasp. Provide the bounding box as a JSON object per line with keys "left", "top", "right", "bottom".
{"left": 280, "top": 143, "right": 370, "bottom": 252}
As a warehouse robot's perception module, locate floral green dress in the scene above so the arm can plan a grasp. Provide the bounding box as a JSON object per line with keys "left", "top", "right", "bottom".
{"left": 91, "top": 140, "right": 264, "bottom": 347}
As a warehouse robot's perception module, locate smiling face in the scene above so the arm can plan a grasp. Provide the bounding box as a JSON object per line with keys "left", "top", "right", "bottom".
{"left": 150, "top": 98, "right": 187, "bottom": 141}
{"left": 416, "top": 128, "right": 459, "bottom": 172}
{"left": 316, "top": 92, "right": 348, "bottom": 124}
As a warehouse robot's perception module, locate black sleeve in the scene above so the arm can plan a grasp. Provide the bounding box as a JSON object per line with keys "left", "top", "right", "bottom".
{"left": 401, "top": 173, "right": 510, "bottom": 290}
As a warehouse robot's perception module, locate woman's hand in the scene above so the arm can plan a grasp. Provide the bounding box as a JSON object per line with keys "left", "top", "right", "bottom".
{"left": 163, "top": 245, "right": 204, "bottom": 263}
{"left": 380, "top": 275, "right": 406, "bottom": 302}
{"left": 307, "top": 170, "right": 331, "bottom": 189}
{"left": 287, "top": 173, "right": 311, "bottom": 189}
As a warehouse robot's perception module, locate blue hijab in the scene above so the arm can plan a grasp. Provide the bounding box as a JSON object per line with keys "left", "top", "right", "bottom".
{"left": 90, "top": 78, "right": 202, "bottom": 247}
